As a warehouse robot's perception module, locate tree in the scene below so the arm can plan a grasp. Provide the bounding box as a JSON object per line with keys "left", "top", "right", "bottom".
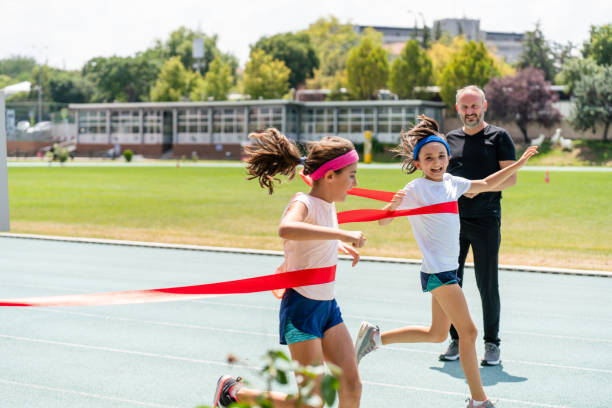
{"left": 485, "top": 67, "right": 561, "bottom": 144}
{"left": 83, "top": 54, "right": 160, "bottom": 102}
{"left": 190, "top": 56, "right": 233, "bottom": 101}
{"left": 302, "top": 16, "right": 361, "bottom": 90}
{"left": 421, "top": 25, "right": 431, "bottom": 49}
{"left": 151, "top": 26, "right": 238, "bottom": 78}
{"left": 242, "top": 49, "right": 290, "bottom": 99}
{"left": 582, "top": 24, "right": 612, "bottom": 66}
{"left": 150, "top": 57, "right": 199, "bottom": 102}
{"left": 252, "top": 32, "right": 319, "bottom": 89}
{"left": 556, "top": 57, "right": 602, "bottom": 95}
{"left": 388, "top": 40, "right": 433, "bottom": 99}
{"left": 48, "top": 70, "right": 95, "bottom": 103}
{"left": 346, "top": 36, "right": 389, "bottom": 100}
{"left": 569, "top": 66, "right": 612, "bottom": 140}
{"left": 517, "top": 22, "right": 556, "bottom": 81}
{"left": 0, "top": 56, "right": 37, "bottom": 81}
{"left": 438, "top": 40, "right": 499, "bottom": 107}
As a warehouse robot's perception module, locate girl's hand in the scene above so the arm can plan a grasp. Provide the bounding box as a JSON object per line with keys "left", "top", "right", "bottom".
{"left": 343, "top": 230, "right": 366, "bottom": 248}
{"left": 339, "top": 242, "right": 360, "bottom": 266}
{"left": 518, "top": 146, "right": 539, "bottom": 164}
{"left": 388, "top": 190, "right": 406, "bottom": 211}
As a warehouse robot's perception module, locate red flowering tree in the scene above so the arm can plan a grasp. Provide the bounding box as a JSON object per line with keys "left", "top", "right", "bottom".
{"left": 485, "top": 67, "right": 561, "bottom": 144}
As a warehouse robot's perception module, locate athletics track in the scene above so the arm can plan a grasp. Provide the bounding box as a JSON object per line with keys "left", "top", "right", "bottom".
{"left": 0, "top": 235, "right": 611, "bottom": 407}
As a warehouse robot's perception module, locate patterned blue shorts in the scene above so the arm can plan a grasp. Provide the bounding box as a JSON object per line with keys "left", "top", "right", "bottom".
{"left": 420, "top": 270, "right": 460, "bottom": 292}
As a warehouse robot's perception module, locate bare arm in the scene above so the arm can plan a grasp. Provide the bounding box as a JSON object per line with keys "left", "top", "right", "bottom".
{"left": 379, "top": 190, "right": 406, "bottom": 226}
{"left": 279, "top": 201, "right": 366, "bottom": 247}
{"left": 467, "top": 147, "right": 538, "bottom": 194}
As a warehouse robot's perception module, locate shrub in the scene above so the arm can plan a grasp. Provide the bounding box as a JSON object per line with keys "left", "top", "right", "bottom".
{"left": 123, "top": 149, "right": 133, "bottom": 162}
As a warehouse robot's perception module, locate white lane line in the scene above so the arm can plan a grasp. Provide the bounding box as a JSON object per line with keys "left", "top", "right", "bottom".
{"left": 0, "top": 334, "right": 253, "bottom": 370}
{"left": 0, "top": 378, "right": 182, "bottom": 408}
{"left": 4, "top": 308, "right": 612, "bottom": 376}
{"left": 381, "top": 346, "right": 612, "bottom": 375}
{"left": 362, "top": 380, "right": 570, "bottom": 408}
{"left": 0, "top": 334, "right": 590, "bottom": 407}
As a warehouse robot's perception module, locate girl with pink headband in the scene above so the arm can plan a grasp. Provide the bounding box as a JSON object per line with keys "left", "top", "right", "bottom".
{"left": 354, "top": 115, "right": 538, "bottom": 408}
{"left": 213, "top": 128, "right": 366, "bottom": 408}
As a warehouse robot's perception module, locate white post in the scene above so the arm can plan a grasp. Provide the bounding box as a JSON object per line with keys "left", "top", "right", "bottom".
{"left": 0, "top": 91, "right": 10, "bottom": 231}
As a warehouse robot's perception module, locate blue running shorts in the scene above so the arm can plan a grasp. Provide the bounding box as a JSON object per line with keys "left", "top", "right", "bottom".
{"left": 279, "top": 288, "right": 343, "bottom": 345}
{"left": 420, "top": 270, "right": 460, "bottom": 292}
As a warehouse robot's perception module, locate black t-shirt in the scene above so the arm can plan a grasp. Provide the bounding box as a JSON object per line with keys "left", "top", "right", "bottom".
{"left": 446, "top": 124, "right": 516, "bottom": 217}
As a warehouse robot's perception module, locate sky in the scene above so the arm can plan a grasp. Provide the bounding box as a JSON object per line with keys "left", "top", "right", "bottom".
{"left": 1, "top": 0, "right": 609, "bottom": 71}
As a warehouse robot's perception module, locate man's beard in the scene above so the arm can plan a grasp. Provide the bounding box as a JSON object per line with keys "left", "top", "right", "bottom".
{"left": 460, "top": 112, "right": 484, "bottom": 129}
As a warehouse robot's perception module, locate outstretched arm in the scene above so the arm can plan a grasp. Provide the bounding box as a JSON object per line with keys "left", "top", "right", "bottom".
{"left": 379, "top": 190, "right": 406, "bottom": 226}
{"left": 467, "top": 146, "right": 538, "bottom": 194}
{"left": 279, "top": 201, "right": 366, "bottom": 247}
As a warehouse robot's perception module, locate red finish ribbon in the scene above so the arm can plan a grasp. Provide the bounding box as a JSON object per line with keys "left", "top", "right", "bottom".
{"left": 0, "top": 266, "right": 336, "bottom": 307}
{"left": 299, "top": 169, "right": 458, "bottom": 223}
{"left": 337, "top": 201, "right": 458, "bottom": 224}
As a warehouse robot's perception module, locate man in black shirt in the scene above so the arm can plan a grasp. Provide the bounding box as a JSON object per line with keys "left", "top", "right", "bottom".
{"left": 439, "top": 85, "right": 516, "bottom": 366}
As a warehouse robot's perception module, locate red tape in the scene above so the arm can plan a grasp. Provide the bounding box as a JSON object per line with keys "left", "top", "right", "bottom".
{"left": 1, "top": 173, "right": 460, "bottom": 307}
{"left": 0, "top": 266, "right": 336, "bottom": 307}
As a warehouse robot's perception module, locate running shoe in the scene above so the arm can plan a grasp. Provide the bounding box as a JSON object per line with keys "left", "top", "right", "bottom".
{"left": 481, "top": 342, "right": 501, "bottom": 366}
{"left": 355, "top": 321, "right": 380, "bottom": 364}
{"left": 466, "top": 398, "right": 498, "bottom": 407}
{"left": 439, "top": 339, "right": 460, "bottom": 361}
{"left": 213, "top": 375, "right": 242, "bottom": 408}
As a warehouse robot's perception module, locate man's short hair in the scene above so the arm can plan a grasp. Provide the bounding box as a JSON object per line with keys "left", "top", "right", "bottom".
{"left": 456, "top": 85, "right": 486, "bottom": 105}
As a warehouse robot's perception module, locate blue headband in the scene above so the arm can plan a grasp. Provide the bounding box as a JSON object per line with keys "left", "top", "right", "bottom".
{"left": 413, "top": 135, "right": 450, "bottom": 160}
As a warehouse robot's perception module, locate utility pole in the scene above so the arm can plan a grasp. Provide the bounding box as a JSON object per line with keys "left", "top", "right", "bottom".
{"left": 0, "top": 90, "right": 10, "bottom": 231}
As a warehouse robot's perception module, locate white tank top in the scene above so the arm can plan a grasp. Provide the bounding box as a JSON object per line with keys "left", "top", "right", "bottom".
{"left": 277, "top": 193, "right": 338, "bottom": 300}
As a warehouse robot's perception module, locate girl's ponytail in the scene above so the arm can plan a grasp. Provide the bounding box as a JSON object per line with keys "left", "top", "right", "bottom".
{"left": 393, "top": 115, "right": 444, "bottom": 174}
{"left": 245, "top": 128, "right": 302, "bottom": 194}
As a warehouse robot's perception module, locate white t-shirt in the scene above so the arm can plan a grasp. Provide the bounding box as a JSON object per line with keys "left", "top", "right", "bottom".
{"left": 277, "top": 192, "right": 338, "bottom": 300}
{"left": 398, "top": 173, "right": 471, "bottom": 274}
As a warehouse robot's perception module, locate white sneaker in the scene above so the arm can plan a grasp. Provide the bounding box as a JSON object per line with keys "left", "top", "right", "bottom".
{"left": 354, "top": 321, "right": 380, "bottom": 364}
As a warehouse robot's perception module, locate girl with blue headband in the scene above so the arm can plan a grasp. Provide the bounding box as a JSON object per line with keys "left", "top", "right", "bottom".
{"left": 354, "top": 115, "right": 538, "bottom": 408}
{"left": 213, "top": 128, "right": 365, "bottom": 408}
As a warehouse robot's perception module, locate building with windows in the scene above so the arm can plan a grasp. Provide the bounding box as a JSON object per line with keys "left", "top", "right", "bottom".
{"left": 354, "top": 18, "right": 525, "bottom": 64}
{"left": 69, "top": 99, "right": 445, "bottom": 159}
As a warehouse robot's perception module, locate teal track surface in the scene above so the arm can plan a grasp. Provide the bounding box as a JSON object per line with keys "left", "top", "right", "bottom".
{"left": 1, "top": 237, "right": 611, "bottom": 408}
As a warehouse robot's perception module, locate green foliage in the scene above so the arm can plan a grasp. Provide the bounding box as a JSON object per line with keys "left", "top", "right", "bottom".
{"left": 123, "top": 149, "right": 133, "bottom": 162}
{"left": 346, "top": 36, "right": 389, "bottom": 100}
{"left": 190, "top": 56, "right": 233, "bottom": 101}
{"left": 582, "top": 24, "right": 612, "bottom": 66}
{"left": 0, "top": 56, "right": 37, "bottom": 80}
{"left": 0, "top": 74, "right": 16, "bottom": 89}
{"left": 195, "top": 350, "right": 340, "bottom": 408}
{"left": 253, "top": 32, "right": 319, "bottom": 89}
{"left": 48, "top": 70, "right": 95, "bottom": 103}
{"left": 302, "top": 16, "right": 360, "bottom": 86}
{"left": 150, "top": 57, "right": 200, "bottom": 102}
{"left": 151, "top": 26, "right": 238, "bottom": 79}
{"left": 83, "top": 54, "right": 161, "bottom": 102}
{"left": 242, "top": 49, "right": 290, "bottom": 99}
{"left": 556, "top": 57, "right": 602, "bottom": 95}
{"left": 438, "top": 40, "right": 499, "bottom": 107}
{"left": 388, "top": 40, "right": 433, "bottom": 99}
{"left": 569, "top": 65, "right": 612, "bottom": 140}
{"left": 517, "top": 22, "right": 556, "bottom": 81}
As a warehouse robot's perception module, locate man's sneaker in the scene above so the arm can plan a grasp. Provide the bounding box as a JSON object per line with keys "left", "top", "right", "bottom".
{"left": 213, "top": 375, "right": 242, "bottom": 408}
{"left": 466, "top": 398, "right": 498, "bottom": 407}
{"left": 439, "top": 339, "right": 460, "bottom": 361}
{"left": 481, "top": 342, "right": 501, "bottom": 366}
{"left": 354, "top": 321, "right": 380, "bottom": 364}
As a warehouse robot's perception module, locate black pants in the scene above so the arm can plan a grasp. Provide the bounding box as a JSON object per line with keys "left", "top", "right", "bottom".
{"left": 449, "top": 216, "right": 501, "bottom": 346}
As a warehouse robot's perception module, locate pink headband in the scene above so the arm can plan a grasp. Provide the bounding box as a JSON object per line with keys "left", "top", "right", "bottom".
{"left": 309, "top": 150, "right": 359, "bottom": 181}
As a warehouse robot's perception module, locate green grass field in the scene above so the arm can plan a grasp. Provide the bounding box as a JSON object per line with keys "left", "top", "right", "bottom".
{"left": 7, "top": 165, "right": 611, "bottom": 271}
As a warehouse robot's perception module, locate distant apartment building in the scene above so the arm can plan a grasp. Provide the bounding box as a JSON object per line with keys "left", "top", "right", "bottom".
{"left": 354, "top": 18, "right": 525, "bottom": 64}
